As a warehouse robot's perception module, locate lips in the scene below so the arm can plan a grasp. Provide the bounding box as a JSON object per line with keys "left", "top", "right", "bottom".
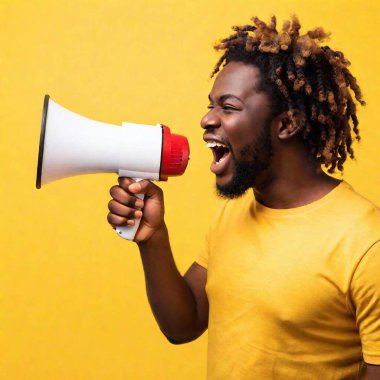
{"left": 203, "top": 135, "right": 232, "bottom": 176}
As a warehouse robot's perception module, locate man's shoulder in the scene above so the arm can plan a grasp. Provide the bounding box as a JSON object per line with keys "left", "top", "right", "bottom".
{"left": 341, "top": 182, "right": 380, "bottom": 217}
{"left": 337, "top": 182, "right": 380, "bottom": 243}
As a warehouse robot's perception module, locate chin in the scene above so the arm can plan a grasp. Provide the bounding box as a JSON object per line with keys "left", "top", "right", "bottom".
{"left": 215, "top": 172, "right": 233, "bottom": 187}
{"left": 215, "top": 179, "right": 253, "bottom": 199}
{"left": 215, "top": 163, "right": 265, "bottom": 199}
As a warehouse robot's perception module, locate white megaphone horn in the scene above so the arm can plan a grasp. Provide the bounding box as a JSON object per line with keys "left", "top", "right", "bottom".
{"left": 36, "top": 95, "right": 190, "bottom": 241}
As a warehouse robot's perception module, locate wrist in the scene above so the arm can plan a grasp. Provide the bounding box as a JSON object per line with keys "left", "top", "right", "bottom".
{"left": 137, "top": 223, "right": 168, "bottom": 248}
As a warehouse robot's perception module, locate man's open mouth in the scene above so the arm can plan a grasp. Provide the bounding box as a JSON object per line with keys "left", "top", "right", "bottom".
{"left": 206, "top": 141, "right": 230, "bottom": 164}
{"left": 206, "top": 141, "right": 232, "bottom": 175}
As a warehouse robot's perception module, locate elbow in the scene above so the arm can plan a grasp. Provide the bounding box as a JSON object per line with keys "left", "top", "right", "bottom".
{"left": 163, "top": 327, "right": 206, "bottom": 345}
{"left": 166, "top": 336, "right": 191, "bottom": 345}
{"left": 164, "top": 332, "right": 198, "bottom": 345}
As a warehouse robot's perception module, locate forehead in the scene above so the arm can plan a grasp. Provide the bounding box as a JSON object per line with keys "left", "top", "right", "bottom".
{"left": 211, "top": 61, "right": 262, "bottom": 99}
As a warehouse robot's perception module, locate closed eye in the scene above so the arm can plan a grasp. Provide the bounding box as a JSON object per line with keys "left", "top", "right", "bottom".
{"left": 223, "top": 104, "right": 242, "bottom": 112}
{"left": 207, "top": 104, "right": 239, "bottom": 111}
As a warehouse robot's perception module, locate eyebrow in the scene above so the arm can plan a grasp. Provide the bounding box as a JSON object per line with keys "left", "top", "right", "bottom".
{"left": 208, "top": 94, "right": 244, "bottom": 103}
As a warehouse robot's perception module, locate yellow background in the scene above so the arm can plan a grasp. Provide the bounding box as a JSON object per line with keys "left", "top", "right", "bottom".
{"left": 0, "top": 1, "right": 379, "bottom": 379}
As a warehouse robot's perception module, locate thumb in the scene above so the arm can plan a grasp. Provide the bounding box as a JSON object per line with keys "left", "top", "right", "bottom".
{"left": 128, "top": 180, "right": 163, "bottom": 200}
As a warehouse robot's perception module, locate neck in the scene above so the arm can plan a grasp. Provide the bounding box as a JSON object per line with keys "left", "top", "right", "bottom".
{"left": 253, "top": 161, "right": 342, "bottom": 210}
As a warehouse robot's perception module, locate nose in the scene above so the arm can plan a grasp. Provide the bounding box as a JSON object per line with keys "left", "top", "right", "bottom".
{"left": 200, "top": 108, "right": 221, "bottom": 130}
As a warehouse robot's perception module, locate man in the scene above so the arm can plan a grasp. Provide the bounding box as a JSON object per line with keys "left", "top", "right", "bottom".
{"left": 107, "top": 16, "right": 380, "bottom": 379}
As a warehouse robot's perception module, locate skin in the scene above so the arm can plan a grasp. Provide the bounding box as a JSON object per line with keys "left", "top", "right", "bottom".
{"left": 203, "top": 64, "right": 275, "bottom": 198}
{"left": 368, "top": 365, "right": 380, "bottom": 379}
{"left": 107, "top": 61, "right": 380, "bottom": 377}
{"left": 108, "top": 177, "right": 208, "bottom": 343}
{"left": 201, "top": 61, "right": 341, "bottom": 205}
{"left": 202, "top": 62, "right": 274, "bottom": 193}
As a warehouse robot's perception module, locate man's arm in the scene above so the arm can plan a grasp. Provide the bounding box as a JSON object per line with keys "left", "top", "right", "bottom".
{"left": 139, "top": 229, "right": 208, "bottom": 343}
{"left": 367, "top": 364, "right": 380, "bottom": 380}
{"left": 108, "top": 178, "right": 208, "bottom": 344}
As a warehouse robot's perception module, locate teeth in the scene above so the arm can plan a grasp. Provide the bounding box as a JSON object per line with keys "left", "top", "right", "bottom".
{"left": 216, "top": 156, "right": 227, "bottom": 165}
{"left": 206, "top": 141, "right": 227, "bottom": 148}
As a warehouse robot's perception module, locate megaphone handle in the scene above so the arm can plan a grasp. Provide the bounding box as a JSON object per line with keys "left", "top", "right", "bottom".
{"left": 115, "top": 177, "right": 144, "bottom": 241}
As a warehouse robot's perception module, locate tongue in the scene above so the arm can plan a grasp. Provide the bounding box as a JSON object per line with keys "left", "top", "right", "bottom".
{"left": 215, "top": 146, "right": 229, "bottom": 163}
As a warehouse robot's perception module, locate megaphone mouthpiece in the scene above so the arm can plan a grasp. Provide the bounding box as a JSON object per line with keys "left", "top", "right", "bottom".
{"left": 160, "top": 125, "right": 190, "bottom": 180}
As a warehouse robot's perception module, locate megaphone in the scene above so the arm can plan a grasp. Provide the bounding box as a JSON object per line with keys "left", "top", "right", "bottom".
{"left": 36, "top": 95, "right": 190, "bottom": 240}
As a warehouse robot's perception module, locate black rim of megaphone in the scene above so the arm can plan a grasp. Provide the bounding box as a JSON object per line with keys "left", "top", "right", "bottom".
{"left": 36, "top": 94, "right": 50, "bottom": 189}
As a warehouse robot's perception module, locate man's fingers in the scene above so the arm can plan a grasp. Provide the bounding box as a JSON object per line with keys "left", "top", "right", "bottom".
{"left": 108, "top": 179, "right": 146, "bottom": 229}
{"left": 107, "top": 212, "right": 136, "bottom": 227}
{"left": 108, "top": 177, "right": 165, "bottom": 236}
{"left": 108, "top": 200, "right": 143, "bottom": 220}
{"left": 110, "top": 185, "right": 144, "bottom": 209}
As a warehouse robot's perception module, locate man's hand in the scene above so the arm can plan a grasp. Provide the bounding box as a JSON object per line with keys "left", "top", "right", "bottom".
{"left": 107, "top": 177, "right": 165, "bottom": 243}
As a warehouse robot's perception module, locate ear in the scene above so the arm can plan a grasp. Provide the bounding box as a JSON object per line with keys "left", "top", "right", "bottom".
{"left": 276, "top": 110, "right": 306, "bottom": 140}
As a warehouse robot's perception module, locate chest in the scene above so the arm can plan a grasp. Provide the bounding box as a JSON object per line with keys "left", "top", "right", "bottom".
{"left": 206, "top": 220, "right": 355, "bottom": 329}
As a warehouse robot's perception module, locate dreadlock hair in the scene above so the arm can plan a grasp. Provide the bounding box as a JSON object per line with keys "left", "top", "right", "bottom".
{"left": 212, "top": 15, "right": 365, "bottom": 173}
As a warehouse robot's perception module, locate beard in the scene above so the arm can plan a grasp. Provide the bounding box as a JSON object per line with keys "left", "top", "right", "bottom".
{"left": 216, "top": 122, "right": 273, "bottom": 199}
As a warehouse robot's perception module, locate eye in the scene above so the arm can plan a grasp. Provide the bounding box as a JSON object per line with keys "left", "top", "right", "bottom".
{"left": 222, "top": 104, "right": 238, "bottom": 111}
{"left": 207, "top": 104, "right": 214, "bottom": 109}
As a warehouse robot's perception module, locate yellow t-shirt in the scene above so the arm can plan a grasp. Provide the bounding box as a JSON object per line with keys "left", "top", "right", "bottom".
{"left": 196, "top": 181, "right": 380, "bottom": 380}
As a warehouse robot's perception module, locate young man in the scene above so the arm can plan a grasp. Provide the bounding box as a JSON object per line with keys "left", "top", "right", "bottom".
{"left": 107, "top": 16, "right": 380, "bottom": 380}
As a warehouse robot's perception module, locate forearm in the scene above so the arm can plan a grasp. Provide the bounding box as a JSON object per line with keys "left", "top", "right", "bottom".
{"left": 367, "top": 364, "right": 380, "bottom": 380}
{"left": 137, "top": 224, "right": 201, "bottom": 343}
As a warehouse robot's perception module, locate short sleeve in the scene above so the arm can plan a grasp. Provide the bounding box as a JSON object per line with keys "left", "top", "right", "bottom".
{"left": 350, "top": 240, "right": 380, "bottom": 364}
{"left": 195, "top": 200, "right": 230, "bottom": 270}
{"left": 195, "top": 230, "right": 210, "bottom": 269}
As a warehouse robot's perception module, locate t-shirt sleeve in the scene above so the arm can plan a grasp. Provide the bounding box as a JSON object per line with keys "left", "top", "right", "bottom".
{"left": 350, "top": 240, "right": 380, "bottom": 364}
{"left": 195, "top": 200, "right": 230, "bottom": 270}
{"left": 195, "top": 229, "right": 210, "bottom": 269}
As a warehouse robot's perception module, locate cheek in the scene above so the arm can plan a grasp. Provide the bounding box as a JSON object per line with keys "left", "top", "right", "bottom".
{"left": 224, "top": 114, "right": 257, "bottom": 149}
